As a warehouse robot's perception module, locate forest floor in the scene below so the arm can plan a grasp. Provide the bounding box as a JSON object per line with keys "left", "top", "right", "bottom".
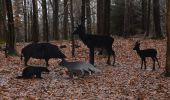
{"left": 0, "top": 37, "right": 170, "bottom": 100}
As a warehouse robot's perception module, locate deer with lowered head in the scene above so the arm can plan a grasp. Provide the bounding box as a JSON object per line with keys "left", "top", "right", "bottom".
{"left": 133, "top": 41, "right": 160, "bottom": 70}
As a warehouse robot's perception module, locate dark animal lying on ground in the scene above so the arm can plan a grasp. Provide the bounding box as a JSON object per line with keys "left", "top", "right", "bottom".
{"left": 59, "top": 59, "right": 101, "bottom": 78}
{"left": 21, "top": 43, "right": 66, "bottom": 66}
{"left": 73, "top": 24, "right": 115, "bottom": 66}
{"left": 133, "top": 41, "right": 160, "bottom": 70}
{"left": 16, "top": 66, "right": 50, "bottom": 79}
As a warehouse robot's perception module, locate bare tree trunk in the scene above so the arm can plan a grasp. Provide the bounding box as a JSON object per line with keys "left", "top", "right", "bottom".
{"left": 53, "top": 0, "right": 59, "bottom": 40}
{"left": 145, "top": 0, "right": 151, "bottom": 37}
{"left": 104, "top": 0, "right": 111, "bottom": 36}
{"left": 70, "top": 0, "right": 75, "bottom": 57}
{"left": 32, "top": 0, "right": 39, "bottom": 42}
{"left": 0, "top": 0, "right": 3, "bottom": 41}
{"left": 97, "top": 0, "right": 104, "bottom": 35}
{"left": 6, "top": 0, "right": 16, "bottom": 54}
{"left": 63, "top": 0, "right": 68, "bottom": 39}
{"left": 42, "top": 0, "right": 49, "bottom": 42}
{"left": 123, "top": 0, "right": 130, "bottom": 37}
{"left": 86, "top": 0, "right": 91, "bottom": 34}
{"left": 153, "top": 0, "right": 163, "bottom": 38}
{"left": 165, "top": 0, "right": 170, "bottom": 77}
{"left": 142, "top": 0, "right": 147, "bottom": 34}
{"left": 81, "top": 0, "right": 86, "bottom": 27}
{"left": 23, "top": 0, "right": 28, "bottom": 42}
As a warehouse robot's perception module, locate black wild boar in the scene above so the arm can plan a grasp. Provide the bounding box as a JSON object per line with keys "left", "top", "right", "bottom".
{"left": 21, "top": 43, "right": 66, "bottom": 66}
{"left": 16, "top": 65, "right": 50, "bottom": 79}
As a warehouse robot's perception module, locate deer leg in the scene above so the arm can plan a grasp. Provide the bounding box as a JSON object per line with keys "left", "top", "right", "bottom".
{"left": 152, "top": 57, "right": 156, "bottom": 70}
{"left": 89, "top": 48, "right": 94, "bottom": 65}
{"left": 144, "top": 58, "right": 147, "bottom": 70}
{"left": 155, "top": 57, "right": 160, "bottom": 68}
{"left": 112, "top": 50, "right": 116, "bottom": 66}
{"left": 24, "top": 57, "right": 30, "bottom": 66}
{"left": 45, "top": 58, "right": 49, "bottom": 67}
{"left": 141, "top": 59, "right": 143, "bottom": 69}
{"left": 106, "top": 48, "right": 112, "bottom": 65}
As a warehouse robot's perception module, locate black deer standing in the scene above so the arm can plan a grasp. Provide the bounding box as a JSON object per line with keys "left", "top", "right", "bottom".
{"left": 73, "top": 24, "right": 115, "bottom": 66}
{"left": 133, "top": 41, "right": 160, "bottom": 70}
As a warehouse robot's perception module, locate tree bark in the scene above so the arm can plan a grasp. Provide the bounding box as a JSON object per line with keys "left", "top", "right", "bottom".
{"left": 63, "top": 0, "right": 68, "bottom": 39}
{"left": 145, "top": 0, "right": 151, "bottom": 37}
{"left": 104, "top": 0, "right": 111, "bottom": 36}
{"left": 86, "top": 0, "right": 91, "bottom": 34}
{"left": 142, "top": 0, "right": 147, "bottom": 34}
{"left": 6, "top": 0, "right": 16, "bottom": 54}
{"left": 97, "top": 0, "right": 104, "bottom": 35}
{"left": 153, "top": 0, "right": 163, "bottom": 38}
{"left": 123, "top": 0, "right": 130, "bottom": 37}
{"left": 165, "top": 0, "right": 170, "bottom": 77}
{"left": 70, "top": 0, "right": 75, "bottom": 57}
{"left": 23, "top": 0, "right": 28, "bottom": 42}
{"left": 53, "top": 0, "right": 59, "bottom": 40}
{"left": 42, "top": 0, "right": 49, "bottom": 42}
{"left": 81, "top": 0, "right": 86, "bottom": 27}
{"left": 32, "top": 0, "right": 39, "bottom": 42}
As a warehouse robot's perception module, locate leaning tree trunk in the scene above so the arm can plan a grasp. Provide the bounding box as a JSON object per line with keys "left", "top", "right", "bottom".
{"left": 42, "top": 0, "right": 49, "bottom": 42}
{"left": 165, "top": 0, "right": 170, "bottom": 77}
{"left": 6, "top": 0, "right": 16, "bottom": 54}
{"left": 32, "top": 0, "right": 39, "bottom": 42}
{"left": 53, "top": 0, "right": 59, "bottom": 40}
{"left": 153, "top": 0, "right": 163, "bottom": 38}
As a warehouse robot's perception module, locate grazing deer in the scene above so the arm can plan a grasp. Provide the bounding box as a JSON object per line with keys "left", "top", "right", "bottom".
{"left": 133, "top": 41, "right": 160, "bottom": 70}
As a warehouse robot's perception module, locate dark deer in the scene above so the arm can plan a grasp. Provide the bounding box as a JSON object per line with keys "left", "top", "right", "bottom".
{"left": 73, "top": 23, "right": 115, "bottom": 66}
{"left": 133, "top": 41, "right": 160, "bottom": 70}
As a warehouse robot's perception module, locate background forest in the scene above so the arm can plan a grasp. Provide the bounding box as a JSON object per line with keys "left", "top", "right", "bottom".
{"left": 0, "top": 0, "right": 167, "bottom": 43}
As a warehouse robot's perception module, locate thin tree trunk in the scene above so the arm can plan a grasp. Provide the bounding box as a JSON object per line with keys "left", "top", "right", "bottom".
{"left": 97, "top": 0, "right": 104, "bottom": 35}
{"left": 70, "top": 0, "right": 75, "bottom": 57}
{"left": 104, "top": 0, "right": 111, "bottom": 36}
{"left": 153, "top": 0, "right": 163, "bottom": 38}
{"left": 142, "top": 0, "right": 147, "bottom": 34}
{"left": 123, "top": 0, "right": 130, "bottom": 37}
{"left": 165, "top": 0, "right": 170, "bottom": 77}
{"left": 42, "top": 0, "right": 49, "bottom": 42}
{"left": 32, "top": 0, "right": 39, "bottom": 42}
{"left": 81, "top": 0, "right": 86, "bottom": 27}
{"left": 53, "top": 0, "right": 59, "bottom": 40}
{"left": 23, "top": 0, "right": 28, "bottom": 42}
{"left": 63, "top": 0, "right": 68, "bottom": 39}
{"left": 86, "top": 0, "right": 91, "bottom": 34}
{"left": 6, "top": 0, "right": 16, "bottom": 54}
{"left": 145, "top": 0, "right": 151, "bottom": 37}
{"left": 0, "top": 0, "right": 3, "bottom": 41}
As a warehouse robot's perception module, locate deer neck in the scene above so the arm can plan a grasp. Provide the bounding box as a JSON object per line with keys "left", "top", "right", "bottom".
{"left": 135, "top": 48, "right": 141, "bottom": 55}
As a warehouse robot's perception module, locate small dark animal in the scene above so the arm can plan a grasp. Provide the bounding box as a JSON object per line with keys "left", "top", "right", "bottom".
{"left": 16, "top": 66, "right": 50, "bottom": 79}
{"left": 21, "top": 43, "right": 66, "bottom": 66}
{"left": 73, "top": 24, "right": 115, "bottom": 66}
{"left": 133, "top": 41, "right": 160, "bottom": 70}
{"left": 59, "top": 59, "right": 101, "bottom": 78}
